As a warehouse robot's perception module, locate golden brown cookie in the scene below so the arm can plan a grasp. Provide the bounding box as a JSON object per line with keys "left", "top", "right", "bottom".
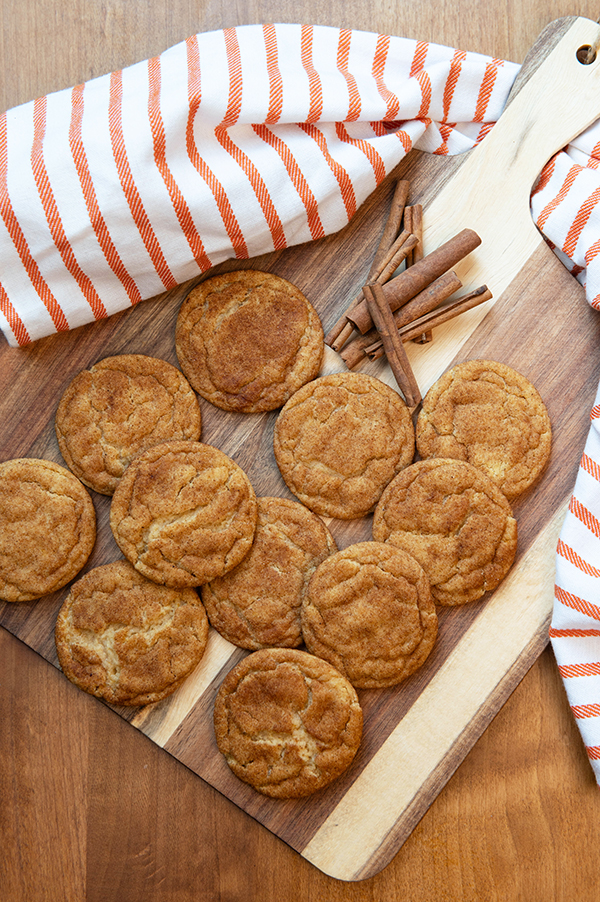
{"left": 373, "top": 458, "right": 518, "bottom": 606}
{"left": 273, "top": 372, "right": 415, "bottom": 519}
{"left": 213, "top": 647, "right": 362, "bottom": 798}
{"left": 0, "top": 458, "right": 96, "bottom": 602}
{"left": 301, "top": 541, "right": 437, "bottom": 688}
{"left": 110, "top": 440, "right": 257, "bottom": 588}
{"left": 55, "top": 559, "right": 209, "bottom": 706}
{"left": 416, "top": 359, "right": 552, "bottom": 500}
{"left": 55, "top": 354, "right": 202, "bottom": 495}
{"left": 175, "top": 270, "right": 324, "bottom": 413}
{"left": 202, "top": 496, "right": 336, "bottom": 649}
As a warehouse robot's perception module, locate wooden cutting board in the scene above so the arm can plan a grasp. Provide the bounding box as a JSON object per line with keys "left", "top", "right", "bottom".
{"left": 2, "top": 14, "right": 600, "bottom": 883}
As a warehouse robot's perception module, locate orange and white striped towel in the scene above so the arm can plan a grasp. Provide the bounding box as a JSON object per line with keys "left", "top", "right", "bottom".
{"left": 530, "top": 120, "right": 600, "bottom": 785}
{"left": 0, "top": 24, "right": 519, "bottom": 346}
{"left": 2, "top": 23, "right": 600, "bottom": 783}
{"left": 551, "top": 420, "right": 600, "bottom": 781}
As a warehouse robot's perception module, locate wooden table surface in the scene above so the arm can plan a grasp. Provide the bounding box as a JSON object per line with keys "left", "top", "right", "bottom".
{"left": 2, "top": 2, "right": 600, "bottom": 900}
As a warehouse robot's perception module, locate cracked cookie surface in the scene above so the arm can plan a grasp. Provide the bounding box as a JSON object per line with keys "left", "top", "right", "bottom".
{"left": 416, "top": 359, "right": 551, "bottom": 500}
{"left": 373, "top": 458, "right": 518, "bottom": 606}
{"left": 175, "top": 270, "right": 324, "bottom": 413}
{"left": 202, "top": 496, "right": 336, "bottom": 649}
{"left": 273, "top": 372, "right": 415, "bottom": 519}
{"left": 213, "top": 647, "right": 362, "bottom": 798}
{"left": 110, "top": 440, "right": 257, "bottom": 588}
{"left": 0, "top": 458, "right": 96, "bottom": 602}
{"left": 55, "top": 559, "right": 209, "bottom": 706}
{"left": 301, "top": 541, "right": 437, "bottom": 688}
{"left": 55, "top": 354, "right": 202, "bottom": 496}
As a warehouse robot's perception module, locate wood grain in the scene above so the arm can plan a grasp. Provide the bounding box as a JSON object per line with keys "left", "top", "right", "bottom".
{"left": 3, "top": 1, "right": 600, "bottom": 899}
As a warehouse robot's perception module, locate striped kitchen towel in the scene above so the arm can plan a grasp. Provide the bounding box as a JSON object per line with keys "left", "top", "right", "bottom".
{"left": 0, "top": 24, "right": 520, "bottom": 346}
{"left": 530, "top": 115, "right": 600, "bottom": 785}
{"left": 1, "top": 22, "right": 600, "bottom": 783}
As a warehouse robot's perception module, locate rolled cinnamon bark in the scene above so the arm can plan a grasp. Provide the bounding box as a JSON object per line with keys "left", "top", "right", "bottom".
{"left": 362, "top": 282, "right": 421, "bottom": 408}
{"left": 370, "top": 179, "right": 411, "bottom": 273}
{"left": 346, "top": 228, "right": 481, "bottom": 334}
{"left": 364, "top": 286, "right": 493, "bottom": 360}
{"left": 329, "top": 229, "right": 417, "bottom": 353}
{"left": 325, "top": 178, "right": 410, "bottom": 347}
{"left": 377, "top": 233, "right": 419, "bottom": 284}
{"left": 340, "top": 270, "right": 462, "bottom": 369}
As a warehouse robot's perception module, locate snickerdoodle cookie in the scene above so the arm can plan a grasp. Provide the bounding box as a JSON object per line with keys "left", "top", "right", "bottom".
{"left": 0, "top": 458, "right": 96, "bottom": 602}
{"left": 175, "top": 270, "right": 324, "bottom": 413}
{"left": 416, "top": 359, "right": 551, "bottom": 500}
{"left": 55, "top": 354, "right": 202, "bottom": 495}
{"left": 110, "top": 440, "right": 257, "bottom": 588}
{"left": 55, "top": 559, "right": 209, "bottom": 706}
{"left": 372, "top": 458, "right": 518, "bottom": 606}
{"left": 213, "top": 647, "right": 362, "bottom": 798}
{"left": 202, "top": 496, "right": 336, "bottom": 649}
{"left": 273, "top": 372, "right": 415, "bottom": 519}
{"left": 301, "top": 541, "right": 437, "bottom": 688}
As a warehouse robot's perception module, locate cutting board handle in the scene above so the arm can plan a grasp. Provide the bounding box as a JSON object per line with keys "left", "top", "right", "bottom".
{"left": 400, "top": 17, "right": 600, "bottom": 394}
{"left": 425, "top": 17, "right": 600, "bottom": 243}
{"left": 419, "top": 17, "right": 600, "bottom": 308}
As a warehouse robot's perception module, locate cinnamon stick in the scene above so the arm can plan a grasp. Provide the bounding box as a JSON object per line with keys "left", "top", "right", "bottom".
{"left": 340, "top": 270, "right": 462, "bottom": 369}
{"left": 371, "top": 179, "right": 411, "bottom": 273}
{"left": 325, "top": 178, "right": 410, "bottom": 346}
{"left": 364, "top": 286, "right": 493, "bottom": 360}
{"left": 330, "top": 229, "right": 416, "bottom": 353}
{"left": 362, "top": 282, "right": 421, "bottom": 408}
{"left": 376, "top": 232, "right": 419, "bottom": 284}
{"left": 405, "top": 205, "right": 427, "bottom": 333}
{"left": 409, "top": 205, "right": 424, "bottom": 265}
{"left": 404, "top": 204, "right": 426, "bottom": 344}
{"left": 403, "top": 207, "right": 413, "bottom": 266}
{"left": 330, "top": 319, "right": 356, "bottom": 353}
{"left": 392, "top": 269, "right": 462, "bottom": 330}
{"left": 346, "top": 228, "right": 482, "bottom": 334}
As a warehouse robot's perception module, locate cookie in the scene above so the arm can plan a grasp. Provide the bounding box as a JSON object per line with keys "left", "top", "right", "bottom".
{"left": 273, "top": 372, "right": 415, "bottom": 519}
{"left": 55, "top": 354, "right": 202, "bottom": 495}
{"left": 175, "top": 270, "right": 324, "bottom": 413}
{"left": 301, "top": 541, "right": 437, "bottom": 688}
{"left": 110, "top": 440, "right": 257, "bottom": 588}
{"left": 55, "top": 559, "right": 209, "bottom": 706}
{"left": 416, "top": 359, "right": 552, "bottom": 500}
{"left": 372, "top": 458, "right": 518, "bottom": 606}
{"left": 202, "top": 496, "right": 336, "bottom": 649}
{"left": 0, "top": 458, "right": 96, "bottom": 602}
{"left": 213, "top": 647, "right": 362, "bottom": 798}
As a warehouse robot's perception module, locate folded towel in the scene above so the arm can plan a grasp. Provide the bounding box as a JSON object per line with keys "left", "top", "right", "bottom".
{"left": 0, "top": 24, "right": 519, "bottom": 345}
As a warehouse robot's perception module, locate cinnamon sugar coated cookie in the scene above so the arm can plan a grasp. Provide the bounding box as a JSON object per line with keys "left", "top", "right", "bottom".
{"left": 0, "top": 458, "right": 96, "bottom": 602}
{"left": 213, "top": 648, "right": 362, "bottom": 797}
{"left": 416, "top": 359, "right": 552, "bottom": 500}
{"left": 372, "top": 458, "right": 518, "bottom": 606}
{"left": 273, "top": 372, "right": 415, "bottom": 519}
{"left": 55, "top": 560, "right": 209, "bottom": 706}
{"left": 202, "top": 497, "right": 336, "bottom": 649}
{"left": 175, "top": 270, "right": 324, "bottom": 412}
{"left": 110, "top": 441, "right": 257, "bottom": 588}
{"left": 55, "top": 354, "right": 202, "bottom": 495}
{"left": 301, "top": 541, "right": 437, "bottom": 688}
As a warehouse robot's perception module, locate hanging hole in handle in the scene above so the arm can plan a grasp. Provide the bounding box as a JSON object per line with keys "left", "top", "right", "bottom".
{"left": 576, "top": 44, "right": 597, "bottom": 64}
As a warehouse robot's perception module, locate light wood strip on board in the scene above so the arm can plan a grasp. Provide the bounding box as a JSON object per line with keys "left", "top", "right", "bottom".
{"left": 130, "top": 632, "right": 241, "bottom": 746}
{"left": 302, "top": 501, "right": 565, "bottom": 880}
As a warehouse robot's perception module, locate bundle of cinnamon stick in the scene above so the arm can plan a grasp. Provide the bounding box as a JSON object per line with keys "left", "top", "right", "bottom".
{"left": 325, "top": 178, "right": 492, "bottom": 408}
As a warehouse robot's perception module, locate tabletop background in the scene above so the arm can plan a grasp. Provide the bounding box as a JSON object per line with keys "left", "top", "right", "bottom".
{"left": 2, "top": 2, "right": 600, "bottom": 900}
